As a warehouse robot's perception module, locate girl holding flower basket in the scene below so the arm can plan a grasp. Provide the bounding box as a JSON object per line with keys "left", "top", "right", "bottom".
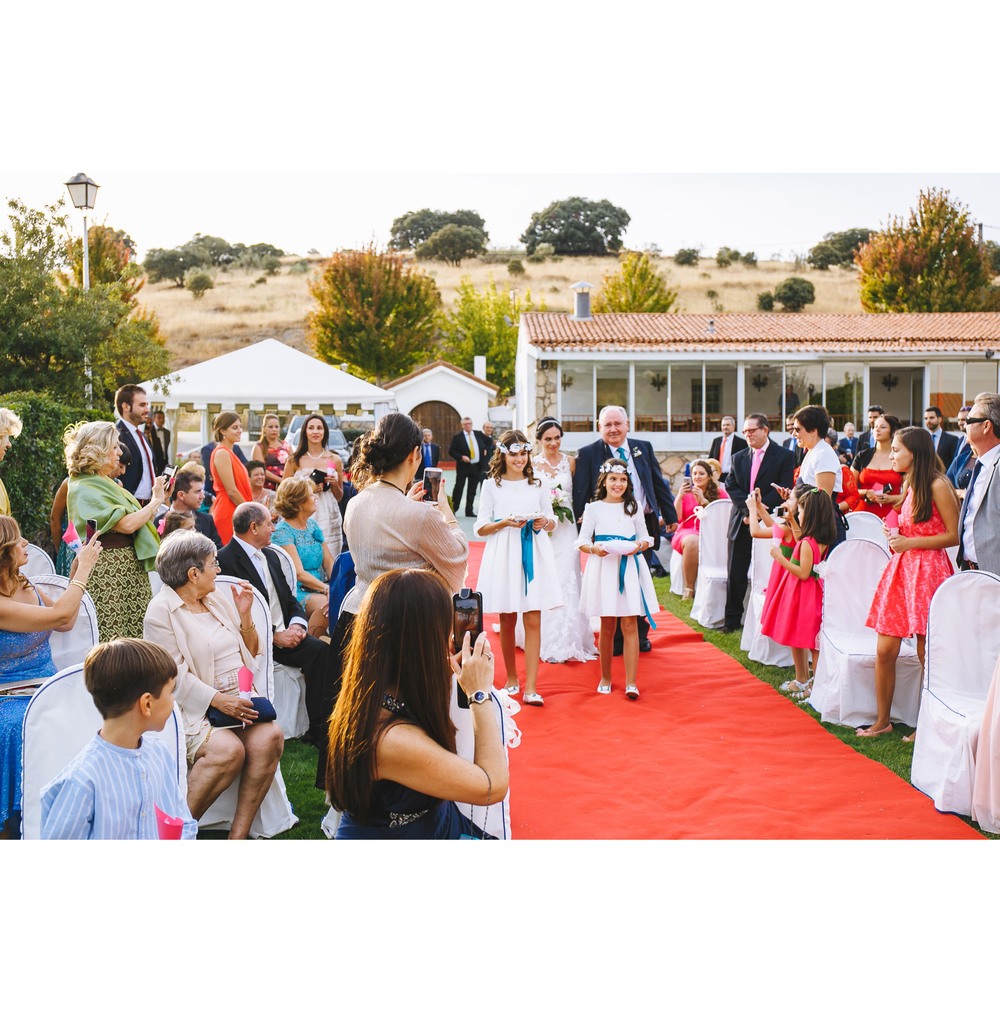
{"left": 515, "top": 418, "right": 599, "bottom": 664}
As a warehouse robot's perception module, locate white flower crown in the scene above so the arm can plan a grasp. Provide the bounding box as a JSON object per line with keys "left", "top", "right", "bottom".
{"left": 599, "top": 461, "right": 629, "bottom": 475}
{"left": 498, "top": 442, "right": 531, "bottom": 454}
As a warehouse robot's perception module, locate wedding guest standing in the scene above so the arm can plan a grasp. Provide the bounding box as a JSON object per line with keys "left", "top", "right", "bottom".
{"left": 449, "top": 417, "right": 489, "bottom": 517}
{"left": 209, "top": 412, "right": 253, "bottom": 546}
{"left": 282, "top": 414, "right": 343, "bottom": 556}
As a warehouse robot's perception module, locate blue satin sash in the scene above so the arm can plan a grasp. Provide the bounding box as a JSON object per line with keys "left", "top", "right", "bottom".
{"left": 593, "top": 534, "right": 657, "bottom": 629}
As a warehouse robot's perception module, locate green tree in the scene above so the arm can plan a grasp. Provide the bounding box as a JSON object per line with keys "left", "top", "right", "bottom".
{"left": 807, "top": 242, "right": 841, "bottom": 270}
{"left": 756, "top": 291, "right": 774, "bottom": 310}
{"left": 592, "top": 251, "right": 679, "bottom": 313}
{"left": 389, "top": 209, "right": 488, "bottom": 250}
{"left": 986, "top": 240, "right": 1000, "bottom": 274}
{"left": 809, "top": 228, "right": 871, "bottom": 269}
{"left": 184, "top": 266, "right": 215, "bottom": 298}
{"left": 438, "top": 277, "right": 544, "bottom": 397}
{"left": 416, "top": 224, "right": 487, "bottom": 266}
{"left": 674, "top": 248, "right": 699, "bottom": 266}
{"left": 857, "top": 189, "right": 997, "bottom": 312}
{"left": 307, "top": 244, "right": 442, "bottom": 385}
{"left": 143, "top": 246, "right": 207, "bottom": 286}
{"left": 1, "top": 199, "right": 169, "bottom": 409}
{"left": 65, "top": 224, "right": 141, "bottom": 293}
{"left": 520, "top": 197, "right": 630, "bottom": 256}
{"left": 773, "top": 276, "right": 816, "bottom": 312}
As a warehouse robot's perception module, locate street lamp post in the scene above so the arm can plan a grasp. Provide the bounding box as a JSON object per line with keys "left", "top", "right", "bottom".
{"left": 65, "top": 173, "right": 100, "bottom": 405}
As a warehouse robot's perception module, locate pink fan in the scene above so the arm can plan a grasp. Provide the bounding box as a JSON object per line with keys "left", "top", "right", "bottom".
{"left": 62, "top": 522, "right": 83, "bottom": 555}
{"left": 237, "top": 664, "right": 254, "bottom": 700}
{"left": 155, "top": 805, "right": 184, "bottom": 840}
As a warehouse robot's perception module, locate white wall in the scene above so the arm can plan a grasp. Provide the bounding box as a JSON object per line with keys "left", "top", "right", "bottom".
{"left": 390, "top": 369, "right": 492, "bottom": 427}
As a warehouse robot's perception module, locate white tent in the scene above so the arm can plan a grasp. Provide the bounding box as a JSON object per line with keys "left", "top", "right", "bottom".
{"left": 143, "top": 339, "right": 396, "bottom": 445}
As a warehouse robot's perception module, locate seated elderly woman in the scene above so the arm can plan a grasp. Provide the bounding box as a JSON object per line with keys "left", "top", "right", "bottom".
{"left": 671, "top": 458, "right": 729, "bottom": 600}
{"left": 271, "top": 476, "right": 335, "bottom": 638}
{"left": 143, "top": 529, "right": 284, "bottom": 839}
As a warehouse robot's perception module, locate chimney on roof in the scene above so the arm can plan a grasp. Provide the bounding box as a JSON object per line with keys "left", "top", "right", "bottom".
{"left": 570, "top": 280, "right": 593, "bottom": 321}
{"left": 473, "top": 355, "right": 487, "bottom": 381}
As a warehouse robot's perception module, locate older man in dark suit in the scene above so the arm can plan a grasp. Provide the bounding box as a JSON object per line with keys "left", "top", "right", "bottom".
{"left": 709, "top": 416, "right": 747, "bottom": 479}
{"left": 218, "top": 502, "right": 329, "bottom": 745}
{"left": 956, "top": 392, "right": 1000, "bottom": 576}
{"left": 448, "top": 417, "right": 490, "bottom": 516}
{"left": 723, "top": 413, "right": 796, "bottom": 633}
{"left": 573, "top": 405, "right": 678, "bottom": 652}
{"left": 415, "top": 428, "right": 440, "bottom": 480}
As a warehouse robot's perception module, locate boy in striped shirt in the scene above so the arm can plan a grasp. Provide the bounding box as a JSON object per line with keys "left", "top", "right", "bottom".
{"left": 40, "top": 639, "right": 197, "bottom": 840}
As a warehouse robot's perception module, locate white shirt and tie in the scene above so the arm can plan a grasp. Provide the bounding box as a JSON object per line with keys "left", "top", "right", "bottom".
{"left": 123, "top": 420, "right": 155, "bottom": 500}
{"left": 718, "top": 435, "right": 734, "bottom": 475}
{"left": 612, "top": 442, "right": 649, "bottom": 514}
{"left": 232, "top": 536, "right": 307, "bottom": 634}
{"left": 466, "top": 430, "right": 479, "bottom": 464}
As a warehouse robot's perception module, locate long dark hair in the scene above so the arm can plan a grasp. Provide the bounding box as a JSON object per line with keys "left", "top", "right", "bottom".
{"left": 326, "top": 569, "right": 457, "bottom": 822}
{"left": 351, "top": 412, "right": 422, "bottom": 490}
{"left": 895, "top": 426, "right": 949, "bottom": 524}
{"left": 690, "top": 458, "right": 721, "bottom": 503}
{"left": 487, "top": 430, "right": 538, "bottom": 486}
{"left": 593, "top": 463, "right": 638, "bottom": 516}
{"left": 292, "top": 414, "right": 329, "bottom": 467}
{"left": 795, "top": 485, "right": 837, "bottom": 549}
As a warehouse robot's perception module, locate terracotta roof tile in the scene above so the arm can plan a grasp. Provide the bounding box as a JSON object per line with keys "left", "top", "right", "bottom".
{"left": 523, "top": 312, "right": 1000, "bottom": 354}
{"left": 384, "top": 359, "right": 499, "bottom": 392}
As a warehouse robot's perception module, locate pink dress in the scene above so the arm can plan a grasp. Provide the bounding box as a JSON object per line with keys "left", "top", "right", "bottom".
{"left": 671, "top": 488, "right": 729, "bottom": 555}
{"left": 865, "top": 488, "right": 954, "bottom": 638}
{"left": 759, "top": 535, "right": 825, "bottom": 649}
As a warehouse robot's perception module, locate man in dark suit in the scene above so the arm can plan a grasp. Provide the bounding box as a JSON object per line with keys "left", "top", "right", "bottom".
{"left": 415, "top": 428, "right": 440, "bottom": 480}
{"left": 723, "top": 413, "right": 796, "bottom": 633}
{"left": 856, "top": 404, "right": 884, "bottom": 454}
{"left": 708, "top": 416, "right": 747, "bottom": 479}
{"left": 480, "top": 420, "right": 498, "bottom": 478}
{"left": 218, "top": 502, "right": 330, "bottom": 745}
{"left": 114, "top": 383, "right": 157, "bottom": 503}
{"left": 148, "top": 410, "right": 170, "bottom": 474}
{"left": 573, "top": 405, "right": 678, "bottom": 652}
{"left": 781, "top": 415, "right": 805, "bottom": 469}
{"left": 449, "top": 417, "right": 490, "bottom": 516}
{"left": 956, "top": 393, "right": 1000, "bottom": 575}
{"left": 156, "top": 470, "right": 223, "bottom": 548}
{"left": 837, "top": 421, "right": 858, "bottom": 464}
{"left": 924, "top": 405, "right": 960, "bottom": 469}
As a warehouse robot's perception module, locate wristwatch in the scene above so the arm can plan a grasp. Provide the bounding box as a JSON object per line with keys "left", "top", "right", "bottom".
{"left": 468, "top": 690, "right": 490, "bottom": 705}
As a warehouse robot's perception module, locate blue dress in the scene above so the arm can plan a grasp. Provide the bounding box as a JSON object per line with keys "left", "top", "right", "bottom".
{"left": 336, "top": 779, "right": 491, "bottom": 839}
{"left": 272, "top": 517, "right": 326, "bottom": 606}
{"left": 0, "top": 588, "right": 57, "bottom": 828}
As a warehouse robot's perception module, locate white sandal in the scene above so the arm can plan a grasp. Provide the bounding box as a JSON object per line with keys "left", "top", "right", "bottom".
{"left": 523, "top": 692, "right": 544, "bottom": 706}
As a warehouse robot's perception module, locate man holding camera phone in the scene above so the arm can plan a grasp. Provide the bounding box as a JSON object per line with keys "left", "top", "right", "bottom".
{"left": 722, "top": 413, "right": 795, "bottom": 634}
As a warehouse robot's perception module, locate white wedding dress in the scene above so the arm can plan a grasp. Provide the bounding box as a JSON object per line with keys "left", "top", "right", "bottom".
{"left": 514, "top": 454, "right": 598, "bottom": 662}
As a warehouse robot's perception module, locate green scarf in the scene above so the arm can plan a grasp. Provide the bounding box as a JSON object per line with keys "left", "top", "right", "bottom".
{"left": 67, "top": 473, "right": 160, "bottom": 572}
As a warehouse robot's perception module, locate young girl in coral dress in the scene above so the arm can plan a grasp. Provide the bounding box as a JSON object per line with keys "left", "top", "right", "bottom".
{"left": 759, "top": 485, "right": 838, "bottom": 698}
{"left": 475, "top": 430, "right": 562, "bottom": 706}
{"left": 860, "top": 426, "right": 959, "bottom": 739}
{"left": 576, "top": 461, "right": 659, "bottom": 700}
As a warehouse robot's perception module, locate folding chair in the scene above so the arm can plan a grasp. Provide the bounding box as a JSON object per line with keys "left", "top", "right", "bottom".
{"left": 268, "top": 546, "right": 309, "bottom": 739}
{"left": 844, "top": 511, "right": 885, "bottom": 543}
{"left": 807, "top": 538, "right": 922, "bottom": 727}
{"left": 740, "top": 535, "right": 794, "bottom": 667}
{"left": 911, "top": 570, "right": 1000, "bottom": 816}
{"left": 28, "top": 574, "right": 100, "bottom": 672}
{"left": 198, "top": 577, "right": 298, "bottom": 837}
{"left": 690, "top": 499, "right": 733, "bottom": 630}
{"left": 20, "top": 544, "right": 55, "bottom": 578}
{"left": 21, "top": 663, "right": 185, "bottom": 839}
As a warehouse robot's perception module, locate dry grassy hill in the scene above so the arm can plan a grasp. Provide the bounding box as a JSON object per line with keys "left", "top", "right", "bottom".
{"left": 137, "top": 255, "right": 864, "bottom": 370}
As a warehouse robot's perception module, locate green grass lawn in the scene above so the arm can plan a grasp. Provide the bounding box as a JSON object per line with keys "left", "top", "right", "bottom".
{"left": 241, "top": 574, "right": 993, "bottom": 840}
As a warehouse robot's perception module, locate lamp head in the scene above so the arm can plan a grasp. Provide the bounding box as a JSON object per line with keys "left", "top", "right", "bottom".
{"left": 64, "top": 172, "right": 99, "bottom": 211}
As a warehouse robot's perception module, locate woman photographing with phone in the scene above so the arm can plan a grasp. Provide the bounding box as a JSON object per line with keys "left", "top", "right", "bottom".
{"left": 327, "top": 568, "right": 506, "bottom": 839}
{"left": 851, "top": 414, "right": 903, "bottom": 519}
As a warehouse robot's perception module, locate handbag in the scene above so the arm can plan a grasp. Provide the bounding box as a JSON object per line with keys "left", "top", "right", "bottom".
{"left": 206, "top": 695, "right": 277, "bottom": 729}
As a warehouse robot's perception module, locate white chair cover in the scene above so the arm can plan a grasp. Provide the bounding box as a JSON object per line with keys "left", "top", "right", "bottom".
{"left": 268, "top": 546, "right": 309, "bottom": 739}
{"left": 807, "top": 539, "right": 922, "bottom": 727}
{"left": 690, "top": 499, "right": 733, "bottom": 629}
{"left": 29, "top": 574, "right": 99, "bottom": 672}
{"left": 740, "top": 535, "right": 794, "bottom": 667}
{"left": 911, "top": 570, "right": 1000, "bottom": 816}
{"left": 668, "top": 544, "right": 686, "bottom": 597}
{"left": 844, "top": 511, "right": 885, "bottom": 543}
{"left": 20, "top": 662, "right": 185, "bottom": 839}
{"left": 20, "top": 543, "right": 55, "bottom": 578}
{"left": 149, "top": 569, "right": 163, "bottom": 596}
{"left": 198, "top": 577, "right": 297, "bottom": 838}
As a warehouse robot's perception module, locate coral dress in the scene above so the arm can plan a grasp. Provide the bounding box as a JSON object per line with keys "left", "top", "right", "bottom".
{"left": 759, "top": 535, "right": 825, "bottom": 649}
{"left": 210, "top": 444, "right": 253, "bottom": 545}
{"left": 866, "top": 488, "right": 954, "bottom": 638}
{"left": 853, "top": 466, "right": 899, "bottom": 520}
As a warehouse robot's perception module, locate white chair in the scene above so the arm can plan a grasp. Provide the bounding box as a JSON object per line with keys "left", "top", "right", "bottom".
{"left": 29, "top": 574, "right": 99, "bottom": 672}
{"left": 268, "top": 546, "right": 310, "bottom": 740}
{"left": 198, "top": 576, "right": 298, "bottom": 838}
{"left": 667, "top": 543, "right": 686, "bottom": 597}
{"left": 20, "top": 543, "right": 55, "bottom": 578}
{"left": 690, "top": 499, "right": 733, "bottom": 630}
{"left": 911, "top": 570, "right": 1000, "bottom": 816}
{"left": 844, "top": 511, "right": 885, "bottom": 543}
{"left": 740, "top": 535, "right": 794, "bottom": 667}
{"left": 20, "top": 662, "right": 185, "bottom": 839}
{"left": 807, "top": 538, "right": 922, "bottom": 727}
{"left": 149, "top": 569, "right": 163, "bottom": 596}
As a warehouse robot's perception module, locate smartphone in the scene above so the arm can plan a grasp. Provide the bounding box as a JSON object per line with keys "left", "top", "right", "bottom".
{"left": 453, "top": 589, "right": 484, "bottom": 710}
{"left": 422, "top": 466, "right": 442, "bottom": 502}
{"left": 162, "top": 465, "right": 177, "bottom": 492}
{"left": 85, "top": 520, "right": 97, "bottom": 543}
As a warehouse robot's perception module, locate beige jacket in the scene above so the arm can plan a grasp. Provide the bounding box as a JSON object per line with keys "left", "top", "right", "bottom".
{"left": 144, "top": 585, "right": 263, "bottom": 739}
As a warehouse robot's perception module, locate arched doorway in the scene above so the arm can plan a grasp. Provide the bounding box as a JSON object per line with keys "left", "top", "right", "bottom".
{"left": 410, "top": 401, "right": 461, "bottom": 445}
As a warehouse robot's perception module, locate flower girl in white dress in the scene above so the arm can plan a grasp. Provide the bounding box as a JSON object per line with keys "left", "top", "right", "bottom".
{"left": 475, "top": 431, "right": 563, "bottom": 706}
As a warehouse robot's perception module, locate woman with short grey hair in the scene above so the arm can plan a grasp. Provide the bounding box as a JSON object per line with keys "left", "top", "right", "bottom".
{"left": 144, "top": 529, "right": 285, "bottom": 838}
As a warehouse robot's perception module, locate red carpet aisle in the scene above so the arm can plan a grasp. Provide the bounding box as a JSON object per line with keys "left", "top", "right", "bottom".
{"left": 464, "top": 543, "right": 980, "bottom": 840}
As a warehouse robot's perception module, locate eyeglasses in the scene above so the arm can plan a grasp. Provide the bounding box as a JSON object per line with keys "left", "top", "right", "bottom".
{"left": 202, "top": 558, "right": 221, "bottom": 571}
{"left": 966, "top": 417, "right": 991, "bottom": 426}
{"left": 742, "top": 427, "right": 760, "bottom": 435}
{"left": 791, "top": 426, "right": 802, "bottom": 433}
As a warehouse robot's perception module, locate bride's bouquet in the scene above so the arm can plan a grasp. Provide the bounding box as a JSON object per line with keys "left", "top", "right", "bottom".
{"left": 549, "top": 483, "right": 574, "bottom": 524}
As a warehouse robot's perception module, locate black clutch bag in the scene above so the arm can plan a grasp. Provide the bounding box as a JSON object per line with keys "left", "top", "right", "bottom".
{"left": 207, "top": 696, "right": 277, "bottom": 729}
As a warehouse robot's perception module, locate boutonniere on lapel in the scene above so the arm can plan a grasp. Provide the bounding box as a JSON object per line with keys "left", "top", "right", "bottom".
{"left": 632, "top": 448, "right": 642, "bottom": 459}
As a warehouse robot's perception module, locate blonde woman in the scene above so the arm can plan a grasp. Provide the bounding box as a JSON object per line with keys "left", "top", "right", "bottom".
{"left": 65, "top": 421, "right": 165, "bottom": 640}
{"left": 0, "top": 408, "right": 23, "bottom": 517}
{"left": 252, "top": 413, "right": 291, "bottom": 491}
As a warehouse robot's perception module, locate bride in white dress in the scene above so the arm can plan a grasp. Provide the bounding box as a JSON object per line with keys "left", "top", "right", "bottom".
{"left": 515, "top": 418, "right": 598, "bottom": 663}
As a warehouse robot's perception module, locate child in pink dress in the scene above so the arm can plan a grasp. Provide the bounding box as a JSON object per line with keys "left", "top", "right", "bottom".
{"left": 759, "top": 486, "right": 838, "bottom": 697}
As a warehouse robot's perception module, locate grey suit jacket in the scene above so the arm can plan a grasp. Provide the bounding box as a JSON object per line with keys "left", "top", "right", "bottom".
{"left": 958, "top": 452, "right": 1000, "bottom": 575}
